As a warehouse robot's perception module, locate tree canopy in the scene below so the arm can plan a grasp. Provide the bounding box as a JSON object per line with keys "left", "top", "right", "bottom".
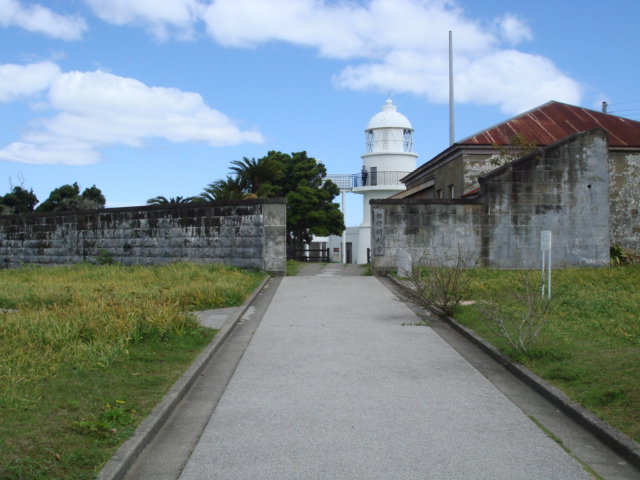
{"left": 201, "top": 151, "right": 344, "bottom": 250}
{"left": 200, "top": 177, "right": 247, "bottom": 201}
{"left": 266, "top": 151, "right": 344, "bottom": 250}
{"left": 146, "top": 195, "right": 197, "bottom": 205}
{"left": 229, "top": 156, "right": 283, "bottom": 198}
{"left": 36, "top": 183, "right": 106, "bottom": 212}
{"left": 0, "top": 186, "right": 39, "bottom": 214}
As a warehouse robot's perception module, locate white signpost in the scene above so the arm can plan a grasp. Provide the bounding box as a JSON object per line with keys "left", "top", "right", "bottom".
{"left": 541, "top": 231, "right": 552, "bottom": 298}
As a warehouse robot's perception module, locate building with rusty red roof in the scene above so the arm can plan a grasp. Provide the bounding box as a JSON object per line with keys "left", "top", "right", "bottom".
{"left": 396, "top": 101, "right": 640, "bottom": 252}
{"left": 460, "top": 101, "right": 640, "bottom": 148}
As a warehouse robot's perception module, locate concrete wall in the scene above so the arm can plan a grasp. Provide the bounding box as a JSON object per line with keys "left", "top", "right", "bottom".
{"left": 369, "top": 199, "right": 484, "bottom": 273}
{"left": 371, "top": 129, "right": 610, "bottom": 274}
{"left": 0, "top": 199, "right": 287, "bottom": 275}
{"left": 480, "top": 129, "right": 610, "bottom": 268}
{"left": 462, "top": 153, "right": 496, "bottom": 195}
{"left": 405, "top": 136, "right": 639, "bottom": 254}
{"left": 609, "top": 151, "right": 640, "bottom": 251}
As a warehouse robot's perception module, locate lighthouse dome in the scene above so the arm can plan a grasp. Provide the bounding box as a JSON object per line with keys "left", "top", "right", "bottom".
{"left": 366, "top": 99, "right": 412, "bottom": 130}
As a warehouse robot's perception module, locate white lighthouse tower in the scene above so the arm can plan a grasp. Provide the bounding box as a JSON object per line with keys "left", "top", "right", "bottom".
{"left": 353, "top": 99, "right": 418, "bottom": 264}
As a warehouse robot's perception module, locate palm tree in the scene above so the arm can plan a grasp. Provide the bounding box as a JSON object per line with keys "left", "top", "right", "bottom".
{"left": 200, "top": 177, "right": 246, "bottom": 201}
{"left": 229, "top": 156, "right": 284, "bottom": 197}
{"left": 146, "top": 195, "right": 195, "bottom": 205}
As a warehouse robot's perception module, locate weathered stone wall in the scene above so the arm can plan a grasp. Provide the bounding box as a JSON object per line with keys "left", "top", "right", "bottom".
{"left": 480, "top": 129, "right": 610, "bottom": 268}
{"left": 462, "top": 152, "right": 496, "bottom": 195}
{"left": 0, "top": 199, "right": 287, "bottom": 275}
{"left": 371, "top": 129, "right": 610, "bottom": 274}
{"left": 369, "top": 199, "right": 484, "bottom": 274}
{"left": 609, "top": 151, "right": 640, "bottom": 252}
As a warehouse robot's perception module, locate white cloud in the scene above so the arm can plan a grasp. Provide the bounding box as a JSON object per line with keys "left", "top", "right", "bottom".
{"left": 202, "top": 0, "right": 365, "bottom": 57}
{"left": 0, "top": 67, "right": 264, "bottom": 165}
{"left": 54, "top": 0, "right": 581, "bottom": 115}
{"left": 0, "top": 0, "right": 87, "bottom": 40}
{"left": 0, "top": 61, "right": 61, "bottom": 102}
{"left": 455, "top": 50, "right": 581, "bottom": 113}
{"left": 200, "top": 0, "right": 582, "bottom": 114}
{"left": 83, "top": 0, "right": 204, "bottom": 40}
{"left": 4, "top": 0, "right": 584, "bottom": 125}
{"left": 0, "top": 140, "right": 101, "bottom": 166}
{"left": 201, "top": 0, "right": 494, "bottom": 59}
{"left": 334, "top": 48, "right": 582, "bottom": 114}
{"left": 496, "top": 14, "right": 533, "bottom": 45}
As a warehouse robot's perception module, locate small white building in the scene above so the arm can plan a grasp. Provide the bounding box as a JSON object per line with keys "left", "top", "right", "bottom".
{"left": 322, "top": 99, "right": 419, "bottom": 263}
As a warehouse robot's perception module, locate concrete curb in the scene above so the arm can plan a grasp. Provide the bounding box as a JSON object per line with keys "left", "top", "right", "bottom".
{"left": 97, "top": 275, "right": 272, "bottom": 480}
{"left": 386, "top": 275, "right": 640, "bottom": 470}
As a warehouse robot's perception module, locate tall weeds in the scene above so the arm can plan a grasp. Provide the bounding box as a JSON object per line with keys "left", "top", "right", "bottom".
{"left": 0, "top": 262, "right": 264, "bottom": 398}
{"left": 394, "top": 247, "right": 477, "bottom": 316}
{"left": 454, "top": 266, "right": 640, "bottom": 442}
{"left": 475, "top": 268, "right": 553, "bottom": 353}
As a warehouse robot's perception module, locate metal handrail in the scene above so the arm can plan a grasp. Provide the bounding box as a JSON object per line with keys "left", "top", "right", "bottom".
{"left": 352, "top": 171, "right": 410, "bottom": 188}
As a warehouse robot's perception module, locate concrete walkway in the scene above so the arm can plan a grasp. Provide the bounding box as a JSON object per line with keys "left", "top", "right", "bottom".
{"left": 177, "top": 273, "right": 592, "bottom": 480}
{"left": 295, "top": 261, "right": 368, "bottom": 277}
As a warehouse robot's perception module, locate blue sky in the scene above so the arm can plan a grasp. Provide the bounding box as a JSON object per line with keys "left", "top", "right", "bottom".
{"left": 1, "top": 0, "right": 639, "bottom": 227}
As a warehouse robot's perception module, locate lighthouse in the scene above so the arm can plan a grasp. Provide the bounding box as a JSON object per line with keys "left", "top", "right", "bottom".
{"left": 353, "top": 99, "right": 418, "bottom": 264}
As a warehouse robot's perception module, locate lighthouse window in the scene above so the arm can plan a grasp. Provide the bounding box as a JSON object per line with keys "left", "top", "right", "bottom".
{"left": 403, "top": 129, "right": 413, "bottom": 152}
{"left": 366, "top": 130, "right": 374, "bottom": 152}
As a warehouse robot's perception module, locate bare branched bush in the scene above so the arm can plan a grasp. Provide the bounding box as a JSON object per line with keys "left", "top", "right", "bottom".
{"left": 477, "top": 269, "right": 552, "bottom": 353}
{"left": 395, "top": 247, "right": 477, "bottom": 316}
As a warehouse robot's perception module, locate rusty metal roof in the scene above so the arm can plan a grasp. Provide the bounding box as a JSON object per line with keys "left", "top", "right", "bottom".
{"left": 459, "top": 101, "right": 640, "bottom": 147}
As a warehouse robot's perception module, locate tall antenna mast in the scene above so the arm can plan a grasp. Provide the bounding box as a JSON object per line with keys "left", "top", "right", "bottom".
{"left": 449, "top": 30, "right": 455, "bottom": 145}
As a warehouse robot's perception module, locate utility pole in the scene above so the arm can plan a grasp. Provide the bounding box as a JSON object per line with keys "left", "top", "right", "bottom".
{"left": 449, "top": 30, "right": 455, "bottom": 146}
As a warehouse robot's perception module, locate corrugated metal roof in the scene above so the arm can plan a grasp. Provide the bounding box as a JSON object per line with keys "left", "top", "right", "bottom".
{"left": 459, "top": 101, "right": 640, "bottom": 147}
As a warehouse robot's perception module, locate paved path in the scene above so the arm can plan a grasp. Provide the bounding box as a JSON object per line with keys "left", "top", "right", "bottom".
{"left": 295, "top": 261, "right": 368, "bottom": 277}
{"left": 177, "top": 273, "right": 592, "bottom": 480}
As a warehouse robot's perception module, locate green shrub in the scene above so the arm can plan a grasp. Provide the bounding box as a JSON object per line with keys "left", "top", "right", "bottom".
{"left": 610, "top": 244, "right": 638, "bottom": 266}
{"left": 96, "top": 249, "right": 117, "bottom": 265}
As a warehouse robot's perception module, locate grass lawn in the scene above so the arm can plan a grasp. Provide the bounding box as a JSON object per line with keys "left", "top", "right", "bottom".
{"left": 0, "top": 262, "right": 265, "bottom": 480}
{"left": 286, "top": 259, "right": 301, "bottom": 276}
{"left": 453, "top": 266, "right": 640, "bottom": 443}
